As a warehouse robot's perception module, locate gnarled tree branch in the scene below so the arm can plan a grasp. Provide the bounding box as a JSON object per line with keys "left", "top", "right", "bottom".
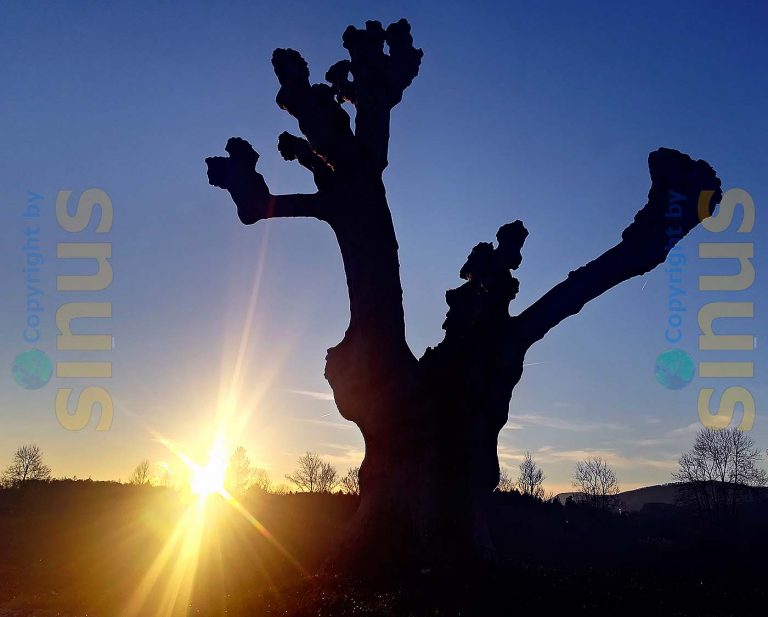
{"left": 516, "top": 147, "right": 722, "bottom": 348}
{"left": 206, "top": 137, "right": 326, "bottom": 224}
{"left": 272, "top": 48, "right": 357, "bottom": 172}
{"left": 277, "top": 131, "right": 335, "bottom": 191}
{"left": 325, "top": 60, "right": 356, "bottom": 104}
{"left": 333, "top": 19, "right": 423, "bottom": 171}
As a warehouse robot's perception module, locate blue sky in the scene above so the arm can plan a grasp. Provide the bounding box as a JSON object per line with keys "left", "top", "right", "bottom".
{"left": 1, "top": 1, "right": 765, "bottom": 492}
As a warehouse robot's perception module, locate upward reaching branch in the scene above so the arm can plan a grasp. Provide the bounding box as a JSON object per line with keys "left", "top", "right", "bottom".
{"left": 272, "top": 48, "right": 357, "bottom": 172}
{"left": 424, "top": 147, "right": 721, "bottom": 397}
{"left": 205, "top": 19, "right": 423, "bottom": 430}
{"left": 517, "top": 147, "right": 722, "bottom": 348}
{"left": 330, "top": 19, "right": 423, "bottom": 171}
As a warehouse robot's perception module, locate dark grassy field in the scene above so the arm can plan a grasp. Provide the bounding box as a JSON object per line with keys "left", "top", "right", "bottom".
{"left": 0, "top": 481, "right": 765, "bottom": 616}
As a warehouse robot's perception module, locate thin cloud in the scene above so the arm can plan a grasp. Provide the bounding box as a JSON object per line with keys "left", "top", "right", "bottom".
{"left": 667, "top": 422, "right": 701, "bottom": 437}
{"left": 634, "top": 422, "right": 700, "bottom": 447}
{"left": 507, "top": 413, "right": 626, "bottom": 432}
{"left": 288, "top": 389, "right": 335, "bottom": 401}
{"left": 497, "top": 446, "right": 525, "bottom": 463}
{"left": 296, "top": 417, "right": 355, "bottom": 430}
{"left": 291, "top": 406, "right": 356, "bottom": 429}
{"left": 318, "top": 443, "right": 365, "bottom": 467}
{"left": 532, "top": 446, "right": 676, "bottom": 470}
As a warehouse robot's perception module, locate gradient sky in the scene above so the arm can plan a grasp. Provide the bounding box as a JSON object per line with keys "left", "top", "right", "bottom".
{"left": 1, "top": 1, "right": 765, "bottom": 494}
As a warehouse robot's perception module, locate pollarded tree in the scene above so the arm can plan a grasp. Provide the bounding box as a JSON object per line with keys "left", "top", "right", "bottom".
{"left": 206, "top": 18, "right": 722, "bottom": 565}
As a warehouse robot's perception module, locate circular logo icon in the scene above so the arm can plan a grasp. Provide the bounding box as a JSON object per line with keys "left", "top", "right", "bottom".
{"left": 12, "top": 349, "right": 53, "bottom": 390}
{"left": 655, "top": 349, "right": 694, "bottom": 390}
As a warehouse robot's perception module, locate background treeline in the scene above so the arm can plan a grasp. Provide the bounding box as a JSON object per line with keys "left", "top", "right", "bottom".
{"left": 0, "top": 427, "right": 766, "bottom": 616}
{"left": 3, "top": 427, "right": 767, "bottom": 523}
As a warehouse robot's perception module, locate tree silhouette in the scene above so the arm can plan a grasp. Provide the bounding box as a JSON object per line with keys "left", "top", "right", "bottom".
{"left": 1, "top": 444, "right": 52, "bottom": 488}
{"left": 225, "top": 446, "right": 272, "bottom": 495}
{"left": 517, "top": 452, "right": 545, "bottom": 499}
{"left": 128, "top": 459, "right": 152, "bottom": 486}
{"left": 673, "top": 427, "right": 767, "bottom": 520}
{"left": 285, "top": 451, "right": 338, "bottom": 493}
{"left": 206, "top": 18, "right": 722, "bottom": 565}
{"left": 496, "top": 467, "right": 514, "bottom": 493}
{"left": 573, "top": 456, "right": 620, "bottom": 511}
{"left": 251, "top": 467, "right": 272, "bottom": 494}
{"left": 226, "top": 446, "right": 255, "bottom": 497}
{"left": 340, "top": 466, "right": 360, "bottom": 495}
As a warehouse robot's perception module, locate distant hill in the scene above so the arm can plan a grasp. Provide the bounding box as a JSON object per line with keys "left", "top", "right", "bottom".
{"left": 616, "top": 483, "right": 682, "bottom": 511}
{"left": 555, "top": 483, "right": 682, "bottom": 511}
{"left": 557, "top": 482, "right": 768, "bottom": 511}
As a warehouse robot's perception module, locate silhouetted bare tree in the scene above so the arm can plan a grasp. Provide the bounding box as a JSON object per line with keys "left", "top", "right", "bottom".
{"left": 317, "top": 460, "right": 339, "bottom": 493}
{"left": 1, "top": 444, "right": 51, "bottom": 488}
{"left": 226, "top": 446, "right": 255, "bottom": 497}
{"left": 573, "top": 456, "right": 620, "bottom": 511}
{"left": 128, "top": 459, "right": 152, "bottom": 486}
{"left": 252, "top": 467, "right": 272, "bottom": 494}
{"left": 286, "top": 451, "right": 338, "bottom": 493}
{"left": 270, "top": 483, "right": 291, "bottom": 496}
{"left": 517, "top": 452, "right": 545, "bottom": 499}
{"left": 673, "top": 427, "right": 767, "bottom": 520}
{"left": 340, "top": 466, "right": 360, "bottom": 495}
{"left": 206, "top": 18, "right": 722, "bottom": 564}
{"left": 496, "top": 467, "right": 514, "bottom": 492}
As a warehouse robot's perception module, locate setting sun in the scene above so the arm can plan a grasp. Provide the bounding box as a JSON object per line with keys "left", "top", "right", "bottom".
{"left": 189, "top": 455, "right": 228, "bottom": 498}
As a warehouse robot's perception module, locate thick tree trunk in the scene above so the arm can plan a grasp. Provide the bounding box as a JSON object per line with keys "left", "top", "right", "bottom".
{"left": 325, "top": 198, "right": 528, "bottom": 567}
{"left": 352, "top": 433, "right": 496, "bottom": 567}
{"left": 330, "top": 350, "right": 525, "bottom": 570}
{"left": 205, "top": 17, "right": 723, "bottom": 574}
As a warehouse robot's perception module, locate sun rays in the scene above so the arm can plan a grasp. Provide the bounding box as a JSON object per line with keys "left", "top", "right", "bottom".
{"left": 120, "top": 230, "right": 306, "bottom": 617}
{"left": 119, "top": 433, "right": 305, "bottom": 617}
{"left": 189, "top": 451, "right": 228, "bottom": 498}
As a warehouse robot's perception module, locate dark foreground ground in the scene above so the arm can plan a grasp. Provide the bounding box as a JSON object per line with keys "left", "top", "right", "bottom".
{"left": 0, "top": 481, "right": 766, "bottom": 616}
